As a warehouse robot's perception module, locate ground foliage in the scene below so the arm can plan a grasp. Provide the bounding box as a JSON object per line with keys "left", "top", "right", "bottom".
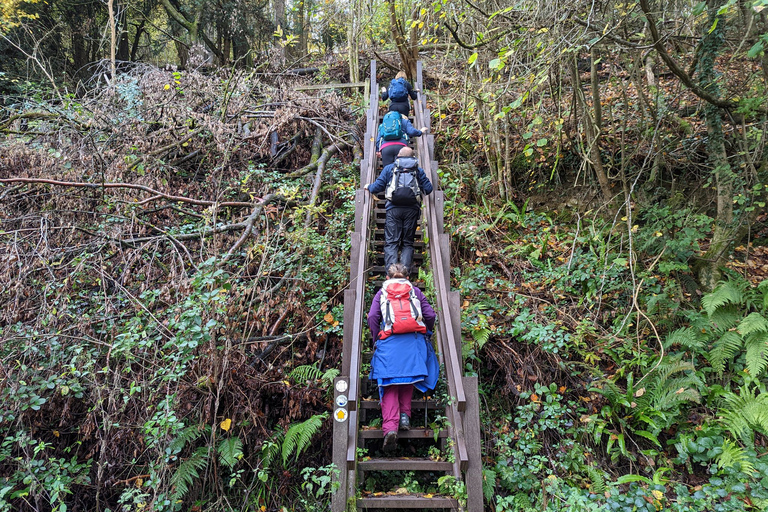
{"left": 1, "top": 38, "right": 768, "bottom": 512}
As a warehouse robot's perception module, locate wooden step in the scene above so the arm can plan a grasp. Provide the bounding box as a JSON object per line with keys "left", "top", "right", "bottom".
{"left": 359, "top": 399, "right": 442, "bottom": 410}
{"left": 359, "top": 428, "right": 448, "bottom": 439}
{"left": 358, "top": 458, "right": 453, "bottom": 472}
{"left": 357, "top": 494, "right": 458, "bottom": 510}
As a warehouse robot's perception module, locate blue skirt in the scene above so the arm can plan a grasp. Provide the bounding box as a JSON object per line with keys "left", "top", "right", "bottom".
{"left": 370, "top": 332, "right": 439, "bottom": 399}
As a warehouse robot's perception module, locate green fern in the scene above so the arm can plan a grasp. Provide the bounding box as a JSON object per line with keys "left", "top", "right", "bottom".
{"left": 481, "top": 469, "right": 496, "bottom": 502}
{"left": 471, "top": 327, "right": 491, "bottom": 350}
{"left": 168, "top": 424, "right": 207, "bottom": 458}
{"left": 282, "top": 412, "right": 328, "bottom": 465}
{"left": 586, "top": 465, "right": 606, "bottom": 494}
{"left": 717, "top": 438, "right": 756, "bottom": 475}
{"left": 289, "top": 364, "right": 322, "bottom": 385}
{"left": 745, "top": 331, "right": 768, "bottom": 377}
{"left": 321, "top": 368, "right": 340, "bottom": 388}
{"left": 217, "top": 437, "right": 243, "bottom": 469}
{"left": 171, "top": 447, "right": 209, "bottom": 498}
{"left": 702, "top": 281, "right": 744, "bottom": 316}
{"left": 708, "top": 331, "right": 743, "bottom": 375}
{"left": 719, "top": 386, "right": 768, "bottom": 445}
{"left": 260, "top": 431, "right": 284, "bottom": 469}
{"left": 663, "top": 327, "right": 704, "bottom": 351}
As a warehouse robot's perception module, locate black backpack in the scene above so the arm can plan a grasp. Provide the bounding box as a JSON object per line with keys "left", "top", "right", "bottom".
{"left": 385, "top": 157, "right": 422, "bottom": 206}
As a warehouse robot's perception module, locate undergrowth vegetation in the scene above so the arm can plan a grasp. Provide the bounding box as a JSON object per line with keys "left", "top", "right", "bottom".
{"left": 1, "top": 47, "right": 768, "bottom": 512}
{"left": 440, "top": 163, "right": 768, "bottom": 510}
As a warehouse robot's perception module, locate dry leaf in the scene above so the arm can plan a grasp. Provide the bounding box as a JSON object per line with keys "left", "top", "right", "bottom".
{"left": 323, "top": 312, "right": 334, "bottom": 323}
{"left": 220, "top": 418, "right": 232, "bottom": 431}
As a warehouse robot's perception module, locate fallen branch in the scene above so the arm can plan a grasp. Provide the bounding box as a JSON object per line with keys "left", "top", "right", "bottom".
{"left": 221, "top": 193, "right": 289, "bottom": 263}
{"left": 287, "top": 142, "right": 342, "bottom": 178}
{"left": 0, "top": 177, "right": 253, "bottom": 208}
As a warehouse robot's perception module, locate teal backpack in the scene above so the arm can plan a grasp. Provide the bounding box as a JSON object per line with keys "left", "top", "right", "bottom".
{"left": 379, "top": 111, "right": 404, "bottom": 141}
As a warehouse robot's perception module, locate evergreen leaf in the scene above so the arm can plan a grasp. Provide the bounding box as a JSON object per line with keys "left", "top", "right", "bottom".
{"left": 745, "top": 332, "right": 768, "bottom": 378}
{"left": 282, "top": 412, "right": 328, "bottom": 465}
{"left": 707, "top": 331, "right": 743, "bottom": 375}
{"left": 171, "top": 448, "right": 208, "bottom": 498}
{"left": 702, "top": 282, "right": 743, "bottom": 317}
{"left": 217, "top": 437, "right": 243, "bottom": 469}
{"left": 738, "top": 312, "right": 768, "bottom": 336}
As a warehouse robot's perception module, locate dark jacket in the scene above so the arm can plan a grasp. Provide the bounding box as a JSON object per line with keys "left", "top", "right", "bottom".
{"left": 376, "top": 116, "right": 422, "bottom": 150}
{"left": 367, "top": 157, "right": 433, "bottom": 210}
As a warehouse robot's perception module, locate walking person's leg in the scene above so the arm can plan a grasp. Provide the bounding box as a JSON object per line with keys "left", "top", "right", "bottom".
{"left": 389, "top": 102, "right": 410, "bottom": 116}
{"left": 383, "top": 209, "right": 403, "bottom": 271}
{"left": 398, "top": 207, "right": 421, "bottom": 272}
{"left": 380, "top": 385, "right": 400, "bottom": 451}
{"left": 397, "top": 384, "right": 414, "bottom": 430}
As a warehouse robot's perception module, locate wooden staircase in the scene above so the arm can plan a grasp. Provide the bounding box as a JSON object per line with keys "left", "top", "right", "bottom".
{"left": 331, "top": 61, "right": 483, "bottom": 512}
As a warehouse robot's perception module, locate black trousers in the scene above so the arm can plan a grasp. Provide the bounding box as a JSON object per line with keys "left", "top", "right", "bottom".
{"left": 381, "top": 143, "right": 406, "bottom": 167}
{"left": 384, "top": 206, "right": 421, "bottom": 273}
{"left": 388, "top": 101, "right": 411, "bottom": 116}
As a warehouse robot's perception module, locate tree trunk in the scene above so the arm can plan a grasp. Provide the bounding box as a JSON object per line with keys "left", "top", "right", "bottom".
{"left": 697, "top": 0, "right": 736, "bottom": 290}
{"left": 273, "top": 0, "right": 287, "bottom": 63}
{"left": 386, "top": 0, "right": 418, "bottom": 78}
{"left": 571, "top": 57, "right": 612, "bottom": 203}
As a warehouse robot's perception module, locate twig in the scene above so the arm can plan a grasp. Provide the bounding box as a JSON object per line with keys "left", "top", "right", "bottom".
{"left": 113, "top": 474, "right": 150, "bottom": 486}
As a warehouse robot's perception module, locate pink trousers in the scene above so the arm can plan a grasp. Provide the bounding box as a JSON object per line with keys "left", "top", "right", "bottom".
{"left": 381, "top": 384, "right": 413, "bottom": 434}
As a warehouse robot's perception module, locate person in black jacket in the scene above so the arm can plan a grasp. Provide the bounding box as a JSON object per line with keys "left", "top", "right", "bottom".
{"left": 381, "top": 71, "right": 418, "bottom": 116}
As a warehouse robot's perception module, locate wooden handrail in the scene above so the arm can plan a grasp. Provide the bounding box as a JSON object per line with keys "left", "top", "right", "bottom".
{"left": 414, "top": 62, "right": 467, "bottom": 412}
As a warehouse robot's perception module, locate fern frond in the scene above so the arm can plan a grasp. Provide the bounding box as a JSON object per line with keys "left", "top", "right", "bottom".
{"left": 586, "top": 465, "right": 606, "bottom": 494}
{"left": 321, "top": 368, "right": 340, "bottom": 389}
{"left": 744, "top": 332, "right": 768, "bottom": 378}
{"left": 471, "top": 328, "right": 491, "bottom": 350}
{"left": 482, "top": 469, "right": 497, "bottom": 502}
{"left": 171, "top": 447, "right": 208, "bottom": 498}
{"left": 289, "top": 364, "right": 322, "bottom": 386}
{"left": 707, "top": 305, "right": 741, "bottom": 334}
{"left": 717, "top": 439, "right": 755, "bottom": 475}
{"left": 282, "top": 412, "right": 328, "bottom": 465}
{"left": 702, "top": 282, "right": 744, "bottom": 316}
{"left": 217, "top": 437, "right": 243, "bottom": 469}
{"left": 738, "top": 312, "right": 768, "bottom": 336}
{"left": 168, "top": 424, "right": 205, "bottom": 456}
{"left": 663, "top": 327, "right": 704, "bottom": 351}
{"left": 720, "top": 388, "right": 768, "bottom": 444}
{"left": 707, "top": 331, "right": 743, "bottom": 375}
{"left": 260, "top": 431, "right": 283, "bottom": 469}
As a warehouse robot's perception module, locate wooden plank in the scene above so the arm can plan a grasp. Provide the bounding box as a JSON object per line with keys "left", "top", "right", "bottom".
{"left": 438, "top": 234, "right": 451, "bottom": 278}
{"left": 462, "top": 376, "right": 484, "bottom": 512}
{"left": 357, "top": 494, "right": 458, "bottom": 509}
{"left": 354, "top": 189, "right": 365, "bottom": 232}
{"left": 332, "top": 376, "right": 350, "bottom": 512}
{"left": 358, "top": 428, "right": 448, "bottom": 439}
{"left": 349, "top": 232, "right": 362, "bottom": 288}
{"left": 433, "top": 191, "right": 445, "bottom": 235}
{"left": 342, "top": 290, "right": 356, "bottom": 376}
{"left": 295, "top": 81, "right": 366, "bottom": 91}
{"left": 346, "top": 409, "right": 359, "bottom": 470}
{"left": 358, "top": 458, "right": 453, "bottom": 472}
{"left": 448, "top": 291, "right": 463, "bottom": 375}
{"left": 359, "top": 399, "right": 442, "bottom": 410}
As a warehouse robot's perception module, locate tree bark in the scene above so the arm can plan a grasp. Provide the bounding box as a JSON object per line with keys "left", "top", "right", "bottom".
{"left": 697, "top": 0, "right": 737, "bottom": 290}
{"left": 571, "top": 57, "right": 612, "bottom": 203}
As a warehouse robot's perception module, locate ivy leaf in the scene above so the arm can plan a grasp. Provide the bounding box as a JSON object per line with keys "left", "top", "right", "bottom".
{"left": 748, "top": 41, "right": 764, "bottom": 58}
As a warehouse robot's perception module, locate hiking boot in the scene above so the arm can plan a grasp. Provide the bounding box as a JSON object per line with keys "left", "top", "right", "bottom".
{"left": 398, "top": 413, "right": 411, "bottom": 431}
{"left": 382, "top": 431, "right": 398, "bottom": 452}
